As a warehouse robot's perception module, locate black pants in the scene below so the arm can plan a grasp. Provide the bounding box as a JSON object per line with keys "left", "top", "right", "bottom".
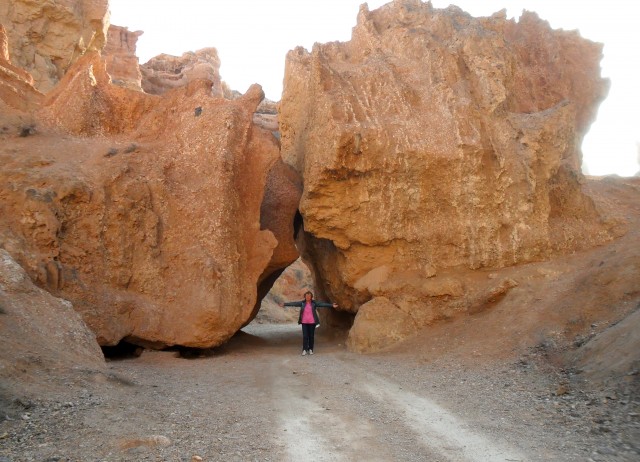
{"left": 301, "top": 323, "right": 316, "bottom": 351}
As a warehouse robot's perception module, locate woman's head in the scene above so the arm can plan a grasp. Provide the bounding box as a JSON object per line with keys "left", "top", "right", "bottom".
{"left": 304, "top": 291, "right": 313, "bottom": 301}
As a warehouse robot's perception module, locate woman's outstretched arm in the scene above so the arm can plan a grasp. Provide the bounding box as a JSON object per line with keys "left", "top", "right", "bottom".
{"left": 280, "top": 300, "right": 302, "bottom": 307}
{"left": 315, "top": 301, "right": 339, "bottom": 308}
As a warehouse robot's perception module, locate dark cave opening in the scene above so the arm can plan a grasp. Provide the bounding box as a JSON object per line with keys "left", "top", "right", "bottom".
{"left": 101, "top": 340, "right": 144, "bottom": 360}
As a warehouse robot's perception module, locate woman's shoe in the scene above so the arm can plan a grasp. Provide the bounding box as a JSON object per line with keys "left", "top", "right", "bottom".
{"left": 309, "top": 350, "right": 314, "bottom": 355}
{"left": 301, "top": 350, "right": 307, "bottom": 356}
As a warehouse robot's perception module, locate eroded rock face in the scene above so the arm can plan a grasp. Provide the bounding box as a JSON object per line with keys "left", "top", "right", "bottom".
{"left": 103, "top": 24, "right": 143, "bottom": 91}
{"left": 39, "top": 51, "right": 153, "bottom": 136}
{"left": 280, "top": 0, "right": 617, "bottom": 351}
{"left": 0, "top": 25, "right": 44, "bottom": 113}
{"left": 0, "top": 249, "right": 105, "bottom": 397}
{"left": 0, "top": 49, "right": 284, "bottom": 348}
{"left": 0, "top": 0, "right": 109, "bottom": 93}
{"left": 140, "top": 48, "right": 223, "bottom": 97}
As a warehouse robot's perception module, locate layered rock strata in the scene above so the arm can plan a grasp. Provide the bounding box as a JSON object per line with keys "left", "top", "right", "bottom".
{"left": 0, "top": 0, "right": 109, "bottom": 93}
{"left": 140, "top": 48, "right": 223, "bottom": 97}
{"left": 0, "top": 25, "right": 44, "bottom": 112}
{"left": 280, "top": 0, "right": 617, "bottom": 350}
{"left": 0, "top": 46, "right": 290, "bottom": 348}
{"left": 253, "top": 98, "right": 279, "bottom": 132}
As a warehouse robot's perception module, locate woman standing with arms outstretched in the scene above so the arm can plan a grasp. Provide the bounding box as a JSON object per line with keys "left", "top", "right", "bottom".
{"left": 280, "top": 291, "right": 338, "bottom": 355}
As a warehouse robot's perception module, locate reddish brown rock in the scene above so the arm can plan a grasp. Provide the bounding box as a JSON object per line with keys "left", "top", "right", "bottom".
{"left": 245, "top": 97, "right": 298, "bottom": 322}
{"left": 260, "top": 159, "right": 302, "bottom": 279}
{"left": 0, "top": 49, "right": 282, "bottom": 348}
{"left": 0, "top": 0, "right": 109, "bottom": 93}
{"left": 140, "top": 48, "right": 223, "bottom": 97}
{"left": 280, "top": 0, "right": 619, "bottom": 351}
{"left": 103, "top": 25, "right": 143, "bottom": 91}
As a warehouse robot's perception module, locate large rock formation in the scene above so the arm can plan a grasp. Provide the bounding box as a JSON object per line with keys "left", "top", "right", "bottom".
{"left": 1, "top": 0, "right": 632, "bottom": 358}
{"left": 0, "top": 249, "right": 105, "bottom": 400}
{"left": 0, "top": 0, "right": 109, "bottom": 93}
{"left": 0, "top": 40, "right": 293, "bottom": 348}
{"left": 140, "top": 48, "right": 223, "bottom": 97}
{"left": 103, "top": 24, "right": 143, "bottom": 91}
{"left": 279, "top": 0, "right": 619, "bottom": 351}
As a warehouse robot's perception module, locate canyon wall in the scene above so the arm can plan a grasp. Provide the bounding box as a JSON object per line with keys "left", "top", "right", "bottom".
{"left": 0, "top": 24, "right": 44, "bottom": 113}
{"left": 0, "top": 0, "right": 631, "bottom": 354}
{"left": 279, "top": 0, "right": 618, "bottom": 350}
{"left": 256, "top": 258, "right": 314, "bottom": 324}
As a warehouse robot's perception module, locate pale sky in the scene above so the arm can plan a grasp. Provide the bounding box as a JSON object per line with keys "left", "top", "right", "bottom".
{"left": 109, "top": 1, "right": 639, "bottom": 176}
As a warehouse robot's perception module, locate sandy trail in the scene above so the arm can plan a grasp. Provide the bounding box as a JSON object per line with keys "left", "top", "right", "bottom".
{"left": 262, "top": 324, "right": 526, "bottom": 462}
{"left": 1, "top": 322, "right": 613, "bottom": 461}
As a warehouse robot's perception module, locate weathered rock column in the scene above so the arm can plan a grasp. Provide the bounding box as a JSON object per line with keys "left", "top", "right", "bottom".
{"left": 103, "top": 25, "right": 144, "bottom": 91}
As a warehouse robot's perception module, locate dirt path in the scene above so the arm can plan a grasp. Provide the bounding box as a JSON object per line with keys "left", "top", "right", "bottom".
{"left": 5, "top": 322, "right": 635, "bottom": 462}
{"left": 267, "top": 337, "right": 526, "bottom": 462}
{"left": 273, "top": 357, "right": 527, "bottom": 462}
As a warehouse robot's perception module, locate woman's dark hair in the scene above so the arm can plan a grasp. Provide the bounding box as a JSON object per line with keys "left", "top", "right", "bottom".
{"left": 303, "top": 291, "right": 313, "bottom": 299}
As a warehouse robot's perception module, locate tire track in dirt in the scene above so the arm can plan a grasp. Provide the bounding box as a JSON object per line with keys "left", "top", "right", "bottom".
{"left": 260, "top": 324, "right": 528, "bottom": 461}
{"left": 358, "top": 372, "right": 527, "bottom": 462}
{"left": 241, "top": 324, "right": 532, "bottom": 461}
{"left": 271, "top": 356, "right": 397, "bottom": 461}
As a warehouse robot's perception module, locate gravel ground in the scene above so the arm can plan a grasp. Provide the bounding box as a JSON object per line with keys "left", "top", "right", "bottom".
{"left": 0, "top": 323, "right": 638, "bottom": 462}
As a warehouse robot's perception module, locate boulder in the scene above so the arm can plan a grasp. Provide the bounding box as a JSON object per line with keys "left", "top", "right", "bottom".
{"left": 0, "top": 249, "right": 104, "bottom": 399}
{"left": 279, "top": 0, "right": 618, "bottom": 350}
{"left": 0, "top": 0, "right": 109, "bottom": 93}
{"left": 248, "top": 158, "right": 303, "bottom": 322}
{"left": 0, "top": 50, "right": 282, "bottom": 348}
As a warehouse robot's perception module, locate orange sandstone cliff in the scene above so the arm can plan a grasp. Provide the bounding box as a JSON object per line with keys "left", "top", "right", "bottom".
{"left": 278, "top": 1, "right": 627, "bottom": 350}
